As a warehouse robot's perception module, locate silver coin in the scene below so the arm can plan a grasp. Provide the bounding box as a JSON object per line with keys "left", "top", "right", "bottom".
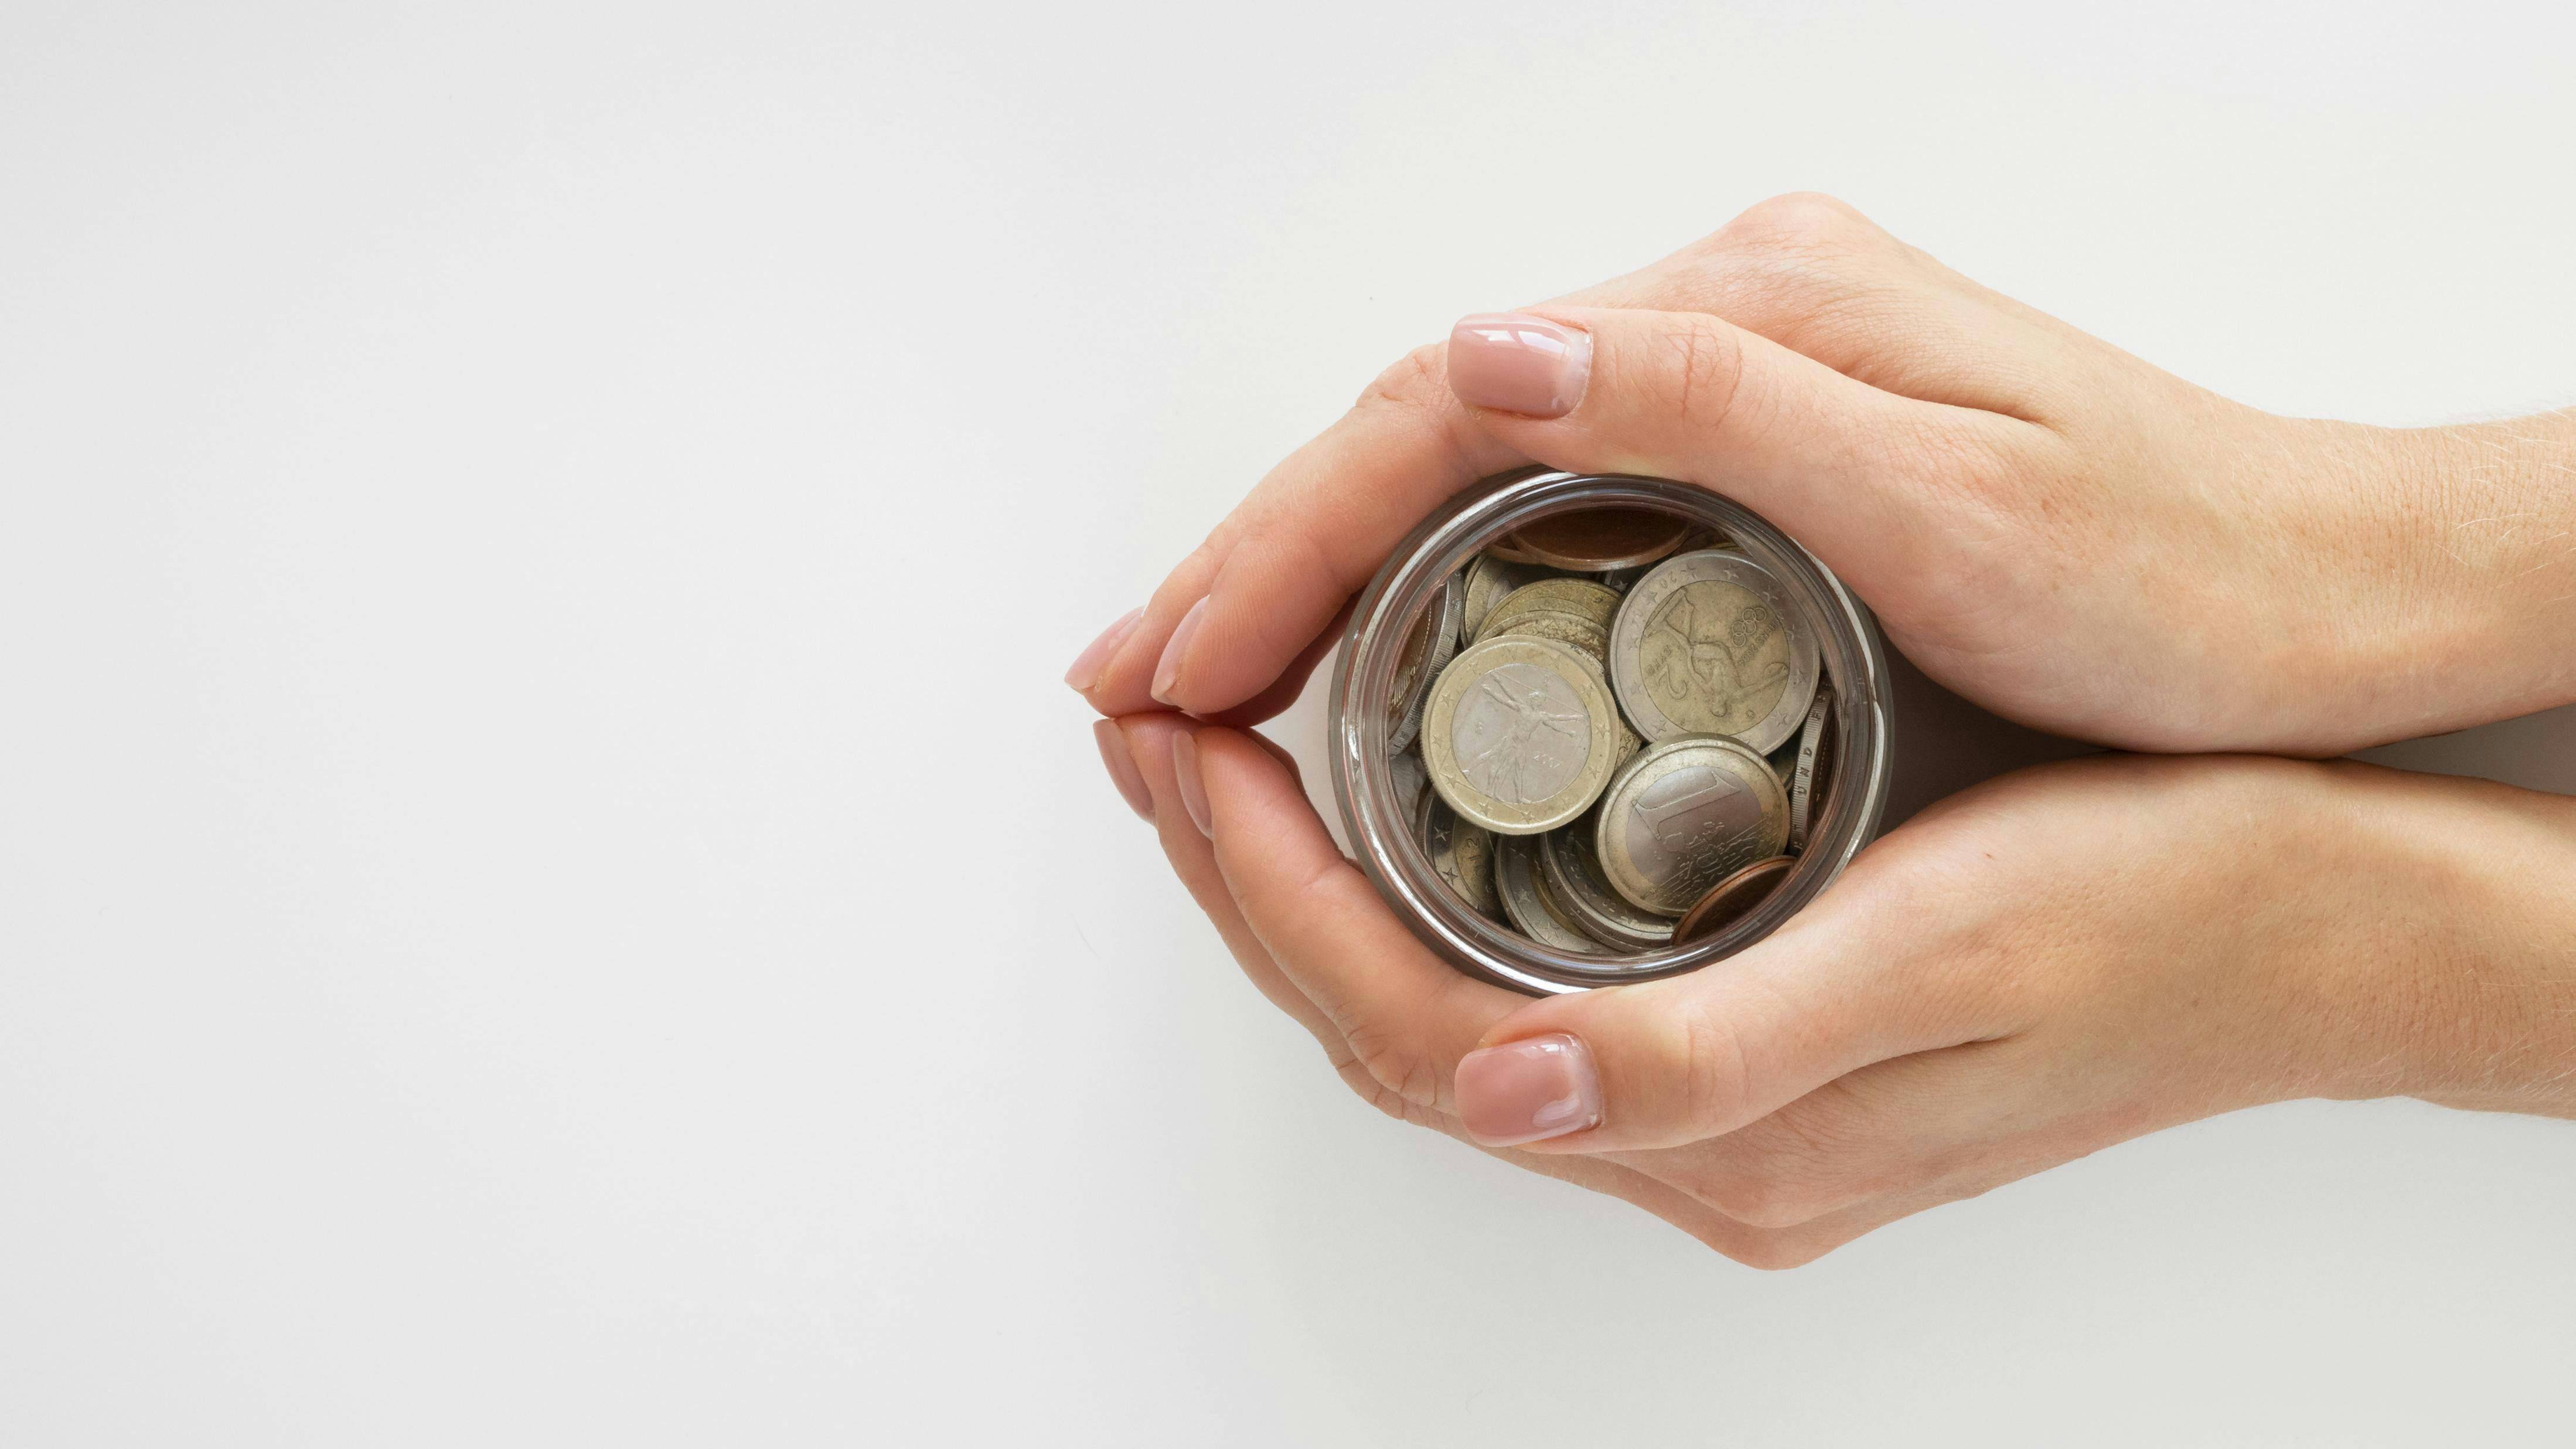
{"left": 1421, "top": 635, "right": 1622, "bottom": 836}
{"left": 1416, "top": 788, "right": 1502, "bottom": 920}
{"left": 1788, "top": 688, "right": 1834, "bottom": 853}
{"left": 1476, "top": 578, "right": 1622, "bottom": 643}
{"left": 1539, "top": 812, "right": 1674, "bottom": 951}
{"left": 1607, "top": 549, "right": 1819, "bottom": 753}
{"left": 1387, "top": 567, "right": 1468, "bottom": 752}
{"left": 1494, "top": 830, "right": 1608, "bottom": 953}
{"left": 1596, "top": 565, "right": 1649, "bottom": 594}
{"left": 1485, "top": 613, "right": 1640, "bottom": 770}
{"left": 1389, "top": 746, "right": 1430, "bottom": 826}
{"left": 1459, "top": 554, "right": 1551, "bottom": 647}
{"left": 1593, "top": 733, "right": 1790, "bottom": 916}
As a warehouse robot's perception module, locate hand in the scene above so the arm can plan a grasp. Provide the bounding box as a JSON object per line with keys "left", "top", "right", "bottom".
{"left": 1095, "top": 716, "right": 2576, "bottom": 1266}
{"left": 1065, "top": 193, "right": 2576, "bottom": 754}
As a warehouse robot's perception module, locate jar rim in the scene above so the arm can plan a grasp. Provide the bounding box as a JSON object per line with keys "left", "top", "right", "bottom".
{"left": 1327, "top": 470, "right": 1894, "bottom": 995}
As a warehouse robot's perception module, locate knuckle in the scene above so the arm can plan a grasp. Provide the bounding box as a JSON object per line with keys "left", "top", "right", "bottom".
{"left": 1340, "top": 1018, "right": 1444, "bottom": 1120}
{"left": 1355, "top": 342, "right": 1449, "bottom": 414}
{"left": 1326, "top": 1042, "right": 1436, "bottom": 1127}
{"left": 1652, "top": 319, "right": 1750, "bottom": 436}
{"left": 1713, "top": 191, "right": 1874, "bottom": 255}
{"left": 1672, "top": 991, "right": 1756, "bottom": 1134}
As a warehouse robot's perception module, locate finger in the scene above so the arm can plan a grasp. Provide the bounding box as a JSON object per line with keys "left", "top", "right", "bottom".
{"left": 1443, "top": 305, "right": 2045, "bottom": 586}
{"left": 1196, "top": 596, "right": 1354, "bottom": 732}
{"left": 1450, "top": 858, "right": 2032, "bottom": 1154}
{"left": 1108, "top": 713, "right": 1340, "bottom": 1051}
{"left": 1179, "top": 724, "right": 1527, "bottom": 1121}
{"left": 1070, "top": 346, "right": 1525, "bottom": 720}
{"left": 1609, "top": 192, "right": 2101, "bottom": 423}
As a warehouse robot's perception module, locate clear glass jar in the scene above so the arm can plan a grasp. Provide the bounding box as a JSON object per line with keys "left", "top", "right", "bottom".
{"left": 1326, "top": 470, "right": 1895, "bottom": 995}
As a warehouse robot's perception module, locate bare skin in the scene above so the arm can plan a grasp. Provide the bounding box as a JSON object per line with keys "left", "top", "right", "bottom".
{"left": 1069, "top": 193, "right": 2576, "bottom": 755}
{"left": 1071, "top": 194, "right": 2576, "bottom": 1266}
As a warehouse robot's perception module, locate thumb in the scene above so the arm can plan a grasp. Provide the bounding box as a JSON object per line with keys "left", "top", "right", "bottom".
{"left": 1450, "top": 913, "right": 2003, "bottom": 1152}
{"left": 1442, "top": 307, "right": 2006, "bottom": 565}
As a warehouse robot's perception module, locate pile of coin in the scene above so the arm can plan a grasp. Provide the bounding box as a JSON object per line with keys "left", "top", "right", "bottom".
{"left": 1388, "top": 508, "right": 1839, "bottom": 954}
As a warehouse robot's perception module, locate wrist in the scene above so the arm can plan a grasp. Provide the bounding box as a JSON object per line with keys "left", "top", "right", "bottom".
{"left": 2342, "top": 411, "right": 2576, "bottom": 743}
{"left": 2287, "top": 764, "right": 2576, "bottom": 1115}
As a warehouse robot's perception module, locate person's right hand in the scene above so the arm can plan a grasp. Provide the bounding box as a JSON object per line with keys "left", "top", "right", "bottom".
{"left": 1099, "top": 713, "right": 2576, "bottom": 1267}
{"left": 1065, "top": 193, "right": 2576, "bottom": 754}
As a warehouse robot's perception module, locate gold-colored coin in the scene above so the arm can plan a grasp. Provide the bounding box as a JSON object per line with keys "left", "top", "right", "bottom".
{"left": 1607, "top": 549, "right": 1819, "bottom": 753}
{"left": 1459, "top": 553, "right": 1553, "bottom": 647}
{"left": 1422, "top": 635, "right": 1622, "bottom": 836}
{"left": 1476, "top": 579, "right": 1621, "bottom": 643}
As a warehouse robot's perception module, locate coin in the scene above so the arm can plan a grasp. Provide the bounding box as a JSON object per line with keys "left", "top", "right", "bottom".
{"left": 1491, "top": 608, "right": 1609, "bottom": 672}
{"left": 1593, "top": 733, "right": 1789, "bottom": 916}
{"left": 1672, "top": 855, "right": 1795, "bottom": 945}
{"left": 1390, "top": 746, "right": 1430, "bottom": 826}
{"left": 1475, "top": 578, "right": 1622, "bottom": 642}
{"left": 1489, "top": 508, "right": 1692, "bottom": 572}
{"left": 1416, "top": 788, "right": 1502, "bottom": 920}
{"left": 1481, "top": 608, "right": 1637, "bottom": 768}
{"left": 1787, "top": 688, "right": 1834, "bottom": 853}
{"left": 1459, "top": 554, "right": 1551, "bottom": 647}
{"left": 1494, "top": 830, "right": 1609, "bottom": 953}
{"left": 1387, "top": 568, "right": 1468, "bottom": 752}
{"left": 1422, "top": 635, "right": 1623, "bottom": 835}
{"left": 1539, "top": 812, "right": 1675, "bottom": 951}
{"left": 1608, "top": 549, "right": 1819, "bottom": 753}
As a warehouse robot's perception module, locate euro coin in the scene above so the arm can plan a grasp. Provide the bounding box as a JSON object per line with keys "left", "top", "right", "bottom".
{"left": 1593, "top": 733, "right": 1788, "bottom": 916}
{"left": 1422, "top": 635, "right": 1622, "bottom": 835}
{"left": 1607, "top": 549, "right": 1818, "bottom": 753}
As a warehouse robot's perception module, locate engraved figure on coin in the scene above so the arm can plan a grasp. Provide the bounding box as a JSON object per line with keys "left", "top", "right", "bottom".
{"left": 1462, "top": 672, "right": 1586, "bottom": 804}
{"left": 1642, "top": 587, "right": 1789, "bottom": 724}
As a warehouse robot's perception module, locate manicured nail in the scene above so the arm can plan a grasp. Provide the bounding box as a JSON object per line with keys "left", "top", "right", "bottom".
{"left": 1447, "top": 312, "right": 1592, "bottom": 419}
{"left": 1065, "top": 607, "right": 1143, "bottom": 695}
{"left": 1454, "top": 1034, "right": 1602, "bottom": 1146}
{"left": 1150, "top": 597, "right": 1207, "bottom": 706}
{"left": 1093, "top": 718, "right": 1153, "bottom": 822}
{"left": 1170, "top": 729, "right": 1214, "bottom": 837}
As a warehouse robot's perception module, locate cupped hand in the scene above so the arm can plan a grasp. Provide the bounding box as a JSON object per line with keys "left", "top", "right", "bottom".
{"left": 1094, "top": 716, "right": 2576, "bottom": 1266}
{"left": 1067, "top": 193, "right": 2576, "bottom": 754}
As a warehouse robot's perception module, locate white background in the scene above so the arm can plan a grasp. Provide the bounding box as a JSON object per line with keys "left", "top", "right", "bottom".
{"left": 5, "top": 2, "right": 2575, "bottom": 1443}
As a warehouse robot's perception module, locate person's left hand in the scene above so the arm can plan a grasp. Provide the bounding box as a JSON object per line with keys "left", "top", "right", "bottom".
{"left": 1092, "top": 715, "right": 2576, "bottom": 1266}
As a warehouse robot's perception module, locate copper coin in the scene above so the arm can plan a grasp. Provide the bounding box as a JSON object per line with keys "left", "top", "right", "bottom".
{"left": 1488, "top": 508, "right": 1692, "bottom": 572}
{"left": 1671, "top": 855, "right": 1795, "bottom": 945}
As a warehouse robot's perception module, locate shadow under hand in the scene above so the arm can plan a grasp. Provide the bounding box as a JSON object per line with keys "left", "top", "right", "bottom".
{"left": 1880, "top": 647, "right": 2097, "bottom": 832}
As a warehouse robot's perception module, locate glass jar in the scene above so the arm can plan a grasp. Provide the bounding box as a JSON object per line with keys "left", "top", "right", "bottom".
{"left": 1326, "top": 470, "right": 1895, "bottom": 995}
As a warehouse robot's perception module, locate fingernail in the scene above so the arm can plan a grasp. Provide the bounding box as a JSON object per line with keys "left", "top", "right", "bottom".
{"left": 1150, "top": 597, "right": 1207, "bottom": 706}
{"left": 1455, "top": 1034, "right": 1602, "bottom": 1146}
{"left": 1093, "top": 718, "right": 1153, "bottom": 822}
{"left": 1447, "top": 312, "right": 1592, "bottom": 419}
{"left": 1065, "top": 607, "right": 1143, "bottom": 695}
{"left": 1171, "top": 729, "right": 1214, "bottom": 837}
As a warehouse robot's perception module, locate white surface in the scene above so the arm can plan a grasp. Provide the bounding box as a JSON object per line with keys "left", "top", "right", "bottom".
{"left": 4, "top": 2, "right": 2574, "bottom": 1444}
